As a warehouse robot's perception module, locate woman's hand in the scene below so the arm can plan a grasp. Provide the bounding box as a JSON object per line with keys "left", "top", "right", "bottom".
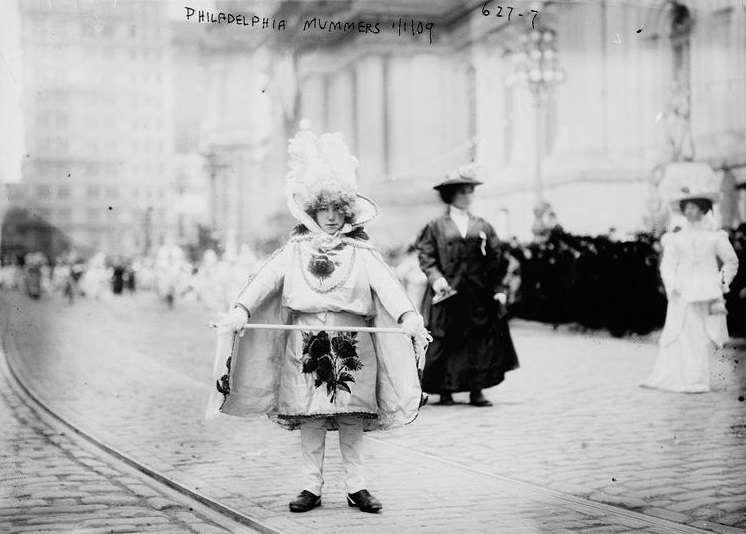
{"left": 215, "top": 306, "right": 249, "bottom": 334}
{"left": 493, "top": 292, "right": 507, "bottom": 305}
{"left": 433, "top": 277, "right": 451, "bottom": 294}
{"left": 401, "top": 311, "right": 432, "bottom": 346}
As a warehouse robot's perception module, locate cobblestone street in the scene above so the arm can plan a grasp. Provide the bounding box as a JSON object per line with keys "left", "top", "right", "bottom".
{"left": 1, "top": 290, "right": 745, "bottom": 533}
{"left": 0, "top": 334, "right": 259, "bottom": 533}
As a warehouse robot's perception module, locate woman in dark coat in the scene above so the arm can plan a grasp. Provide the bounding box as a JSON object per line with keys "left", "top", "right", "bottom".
{"left": 415, "top": 166, "right": 519, "bottom": 406}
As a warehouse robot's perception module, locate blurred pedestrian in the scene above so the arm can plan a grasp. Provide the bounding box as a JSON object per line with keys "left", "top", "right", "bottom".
{"left": 124, "top": 261, "right": 137, "bottom": 295}
{"left": 394, "top": 244, "right": 428, "bottom": 314}
{"left": 111, "top": 257, "right": 126, "bottom": 295}
{"left": 80, "top": 252, "right": 110, "bottom": 300}
{"left": 195, "top": 249, "right": 223, "bottom": 311}
{"left": 415, "top": 164, "right": 519, "bottom": 407}
{"left": 155, "top": 238, "right": 186, "bottom": 308}
{"left": 211, "top": 129, "right": 428, "bottom": 514}
{"left": 56, "top": 252, "right": 84, "bottom": 305}
{"left": 23, "top": 252, "right": 44, "bottom": 299}
{"left": 643, "top": 170, "right": 739, "bottom": 393}
{"left": 725, "top": 224, "right": 746, "bottom": 338}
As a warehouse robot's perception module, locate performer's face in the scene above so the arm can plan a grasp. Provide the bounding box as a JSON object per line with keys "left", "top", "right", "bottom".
{"left": 682, "top": 201, "right": 703, "bottom": 223}
{"left": 316, "top": 206, "right": 346, "bottom": 234}
{"left": 451, "top": 185, "right": 475, "bottom": 210}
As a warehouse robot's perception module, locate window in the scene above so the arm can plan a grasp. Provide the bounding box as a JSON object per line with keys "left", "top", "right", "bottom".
{"left": 56, "top": 208, "right": 72, "bottom": 222}
{"left": 669, "top": 3, "right": 692, "bottom": 92}
{"left": 36, "top": 185, "right": 52, "bottom": 198}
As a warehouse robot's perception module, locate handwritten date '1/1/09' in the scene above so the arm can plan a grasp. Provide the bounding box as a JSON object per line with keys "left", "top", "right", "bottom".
{"left": 481, "top": 2, "right": 540, "bottom": 28}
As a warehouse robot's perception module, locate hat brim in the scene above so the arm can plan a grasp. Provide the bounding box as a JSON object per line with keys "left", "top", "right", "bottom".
{"left": 287, "top": 192, "right": 378, "bottom": 232}
{"left": 433, "top": 177, "right": 483, "bottom": 191}
{"left": 668, "top": 192, "right": 722, "bottom": 212}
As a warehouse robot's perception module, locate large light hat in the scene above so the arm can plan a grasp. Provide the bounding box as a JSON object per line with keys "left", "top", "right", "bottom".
{"left": 658, "top": 161, "right": 722, "bottom": 213}
{"left": 284, "top": 127, "right": 378, "bottom": 233}
{"left": 433, "top": 162, "right": 484, "bottom": 191}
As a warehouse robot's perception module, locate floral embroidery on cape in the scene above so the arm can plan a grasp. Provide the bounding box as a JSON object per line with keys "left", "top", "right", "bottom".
{"left": 301, "top": 330, "right": 363, "bottom": 402}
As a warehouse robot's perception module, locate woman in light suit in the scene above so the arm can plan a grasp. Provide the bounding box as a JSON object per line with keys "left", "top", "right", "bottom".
{"left": 643, "top": 178, "right": 738, "bottom": 393}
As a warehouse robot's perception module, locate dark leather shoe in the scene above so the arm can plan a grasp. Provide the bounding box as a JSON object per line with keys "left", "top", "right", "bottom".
{"left": 289, "top": 490, "right": 321, "bottom": 513}
{"left": 347, "top": 489, "right": 382, "bottom": 513}
{"left": 469, "top": 393, "right": 493, "bottom": 407}
{"left": 436, "top": 393, "right": 455, "bottom": 406}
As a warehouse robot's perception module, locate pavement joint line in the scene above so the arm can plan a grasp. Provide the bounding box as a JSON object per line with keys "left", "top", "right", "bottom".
{"left": 0, "top": 341, "right": 283, "bottom": 534}
{"left": 367, "top": 436, "right": 716, "bottom": 534}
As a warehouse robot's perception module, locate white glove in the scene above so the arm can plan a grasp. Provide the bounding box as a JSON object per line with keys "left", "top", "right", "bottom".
{"left": 216, "top": 306, "right": 248, "bottom": 334}
{"left": 401, "top": 312, "right": 432, "bottom": 346}
{"left": 433, "top": 277, "right": 450, "bottom": 294}
{"left": 493, "top": 292, "right": 507, "bottom": 305}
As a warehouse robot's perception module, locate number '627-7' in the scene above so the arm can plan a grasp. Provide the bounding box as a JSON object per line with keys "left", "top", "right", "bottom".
{"left": 481, "top": 2, "right": 540, "bottom": 29}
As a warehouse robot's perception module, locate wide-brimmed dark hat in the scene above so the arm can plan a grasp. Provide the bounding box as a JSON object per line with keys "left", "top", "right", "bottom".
{"left": 433, "top": 163, "right": 483, "bottom": 190}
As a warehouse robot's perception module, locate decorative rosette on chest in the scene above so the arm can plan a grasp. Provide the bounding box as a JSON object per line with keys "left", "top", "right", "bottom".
{"left": 298, "top": 241, "right": 356, "bottom": 293}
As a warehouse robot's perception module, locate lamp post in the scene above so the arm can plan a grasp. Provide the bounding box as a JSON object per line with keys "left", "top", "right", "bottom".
{"left": 203, "top": 149, "right": 229, "bottom": 233}
{"left": 507, "top": 18, "right": 566, "bottom": 238}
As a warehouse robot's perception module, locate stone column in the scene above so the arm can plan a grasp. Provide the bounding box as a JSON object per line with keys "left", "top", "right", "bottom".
{"left": 354, "top": 55, "right": 386, "bottom": 182}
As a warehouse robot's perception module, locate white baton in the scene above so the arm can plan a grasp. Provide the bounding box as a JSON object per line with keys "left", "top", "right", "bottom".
{"left": 208, "top": 322, "right": 410, "bottom": 335}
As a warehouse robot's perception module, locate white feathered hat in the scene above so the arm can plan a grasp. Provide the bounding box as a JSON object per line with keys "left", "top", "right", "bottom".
{"left": 658, "top": 162, "right": 722, "bottom": 212}
{"left": 284, "top": 126, "right": 378, "bottom": 231}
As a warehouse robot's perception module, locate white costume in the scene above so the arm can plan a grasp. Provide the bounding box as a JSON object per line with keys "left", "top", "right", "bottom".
{"left": 643, "top": 163, "right": 739, "bottom": 392}
{"left": 210, "top": 129, "right": 426, "bottom": 499}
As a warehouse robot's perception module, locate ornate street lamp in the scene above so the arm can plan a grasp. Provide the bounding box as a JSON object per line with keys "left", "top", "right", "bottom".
{"left": 507, "top": 19, "right": 566, "bottom": 238}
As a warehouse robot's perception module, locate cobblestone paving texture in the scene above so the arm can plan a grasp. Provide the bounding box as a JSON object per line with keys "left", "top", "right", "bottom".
{"left": 0, "top": 339, "right": 260, "bottom": 534}
{"left": 1, "top": 290, "right": 745, "bottom": 533}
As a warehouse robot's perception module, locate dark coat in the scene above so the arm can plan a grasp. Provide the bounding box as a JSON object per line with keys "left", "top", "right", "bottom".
{"left": 416, "top": 212, "right": 506, "bottom": 336}
{"left": 415, "top": 211, "right": 519, "bottom": 393}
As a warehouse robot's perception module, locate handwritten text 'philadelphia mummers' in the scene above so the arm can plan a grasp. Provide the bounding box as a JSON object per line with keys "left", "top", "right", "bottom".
{"left": 184, "top": 8, "right": 435, "bottom": 44}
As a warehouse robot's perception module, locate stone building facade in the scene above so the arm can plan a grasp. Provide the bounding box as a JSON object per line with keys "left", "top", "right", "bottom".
{"left": 275, "top": 0, "right": 746, "bottom": 244}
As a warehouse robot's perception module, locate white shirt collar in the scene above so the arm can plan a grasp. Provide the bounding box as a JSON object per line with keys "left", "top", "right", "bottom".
{"left": 448, "top": 205, "right": 469, "bottom": 238}
{"left": 449, "top": 205, "right": 469, "bottom": 217}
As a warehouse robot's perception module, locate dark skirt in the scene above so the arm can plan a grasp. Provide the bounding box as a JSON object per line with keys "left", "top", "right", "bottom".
{"left": 421, "top": 319, "right": 519, "bottom": 394}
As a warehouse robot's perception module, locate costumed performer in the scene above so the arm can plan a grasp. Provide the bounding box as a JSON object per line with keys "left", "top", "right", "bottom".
{"left": 211, "top": 128, "right": 430, "bottom": 514}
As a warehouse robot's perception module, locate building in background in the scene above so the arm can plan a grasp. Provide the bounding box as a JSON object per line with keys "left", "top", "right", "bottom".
{"left": 3, "top": 0, "right": 744, "bottom": 262}
{"left": 275, "top": 0, "right": 746, "bottom": 244}
{"left": 8, "top": 0, "right": 176, "bottom": 258}
{"left": 170, "top": 2, "right": 287, "bottom": 257}
{"left": 0, "top": 0, "right": 25, "bottom": 262}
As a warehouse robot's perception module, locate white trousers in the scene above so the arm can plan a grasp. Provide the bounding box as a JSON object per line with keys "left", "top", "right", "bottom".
{"left": 300, "top": 416, "right": 366, "bottom": 495}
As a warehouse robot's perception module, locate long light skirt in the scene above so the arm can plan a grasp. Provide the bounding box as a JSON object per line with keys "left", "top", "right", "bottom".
{"left": 642, "top": 301, "right": 722, "bottom": 393}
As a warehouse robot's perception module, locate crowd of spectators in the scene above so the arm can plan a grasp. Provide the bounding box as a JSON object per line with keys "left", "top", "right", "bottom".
{"left": 725, "top": 223, "right": 746, "bottom": 338}
{"left": 503, "top": 224, "right": 746, "bottom": 339}
{"left": 3, "top": 223, "right": 745, "bottom": 341}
